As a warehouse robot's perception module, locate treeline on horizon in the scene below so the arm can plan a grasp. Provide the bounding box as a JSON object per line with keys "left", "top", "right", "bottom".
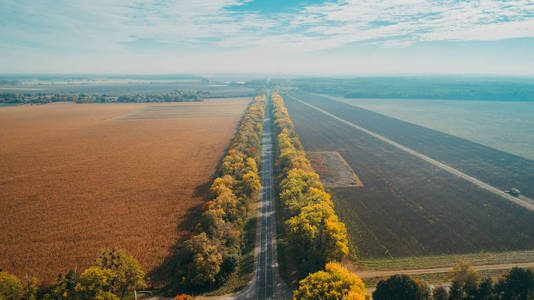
{"left": 0, "top": 73, "right": 207, "bottom": 83}
{"left": 165, "top": 95, "right": 266, "bottom": 294}
{"left": 274, "top": 76, "right": 534, "bottom": 101}
{"left": 0, "top": 90, "right": 207, "bottom": 104}
{"left": 271, "top": 93, "right": 350, "bottom": 277}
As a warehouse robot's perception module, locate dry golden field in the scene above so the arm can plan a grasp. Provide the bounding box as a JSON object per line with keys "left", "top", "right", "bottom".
{"left": 0, "top": 99, "right": 249, "bottom": 282}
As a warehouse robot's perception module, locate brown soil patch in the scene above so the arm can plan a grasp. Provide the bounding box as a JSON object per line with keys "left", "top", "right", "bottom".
{"left": 308, "top": 152, "right": 363, "bottom": 188}
{"left": 0, "top": 100, "right": 248, "bottom": 282}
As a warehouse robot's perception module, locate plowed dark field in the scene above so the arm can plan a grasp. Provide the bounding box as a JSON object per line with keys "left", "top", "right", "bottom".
{"left": 284, "top": 92, "right": 534, "bottom": 258}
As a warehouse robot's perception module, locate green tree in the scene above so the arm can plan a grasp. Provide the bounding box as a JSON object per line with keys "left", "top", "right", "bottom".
{"left": 0, "top": 271, "right": 23, "bottom": 300}
{"left": 293, "top": 262, "right": 369, "bottom": 300}
{"left": 95, "top": 248, "right": 147, "bottom": 299}
{"left": 433, "top": 286, "right": 449, "bottom": 300}
{"left": 373, "top": 274, "right": 428, "bottom": 300}
{"left": 42, "top": 270, "right": 79, "bottom": 300}
{"left": 476, "top": 278, "right": 493, "bottom": 300}
{"left": 414, "top": 279, "right": 430, "bottom": 300}
{"left": 448, "top": 280, "right": 463, "bottom": 300}
{"left": 21, "top": 276, "right": 38, "bottom": 300}
{"left": 502, "top": 267, "right": 534, "bottom": 300}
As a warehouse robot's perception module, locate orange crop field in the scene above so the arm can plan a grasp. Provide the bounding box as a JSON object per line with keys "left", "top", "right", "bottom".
{"left": 0, "top": 99, "right": 249, "bottom": 282}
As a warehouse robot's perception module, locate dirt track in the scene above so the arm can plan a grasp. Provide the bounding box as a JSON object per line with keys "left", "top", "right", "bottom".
{"left": 353, "top": 262, "right": 534, "bottom": 278}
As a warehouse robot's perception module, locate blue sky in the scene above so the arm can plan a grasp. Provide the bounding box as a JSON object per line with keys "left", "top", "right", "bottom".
{"left": 1, "top": 0, "right": 533, "bottom": 74}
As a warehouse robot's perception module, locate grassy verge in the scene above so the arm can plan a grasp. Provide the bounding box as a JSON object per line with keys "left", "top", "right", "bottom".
{"left": 355, "top": 249, "right": 534, "bottom": 271}
{"left": 206, "top": 203, "right": 258, "bottom": 296}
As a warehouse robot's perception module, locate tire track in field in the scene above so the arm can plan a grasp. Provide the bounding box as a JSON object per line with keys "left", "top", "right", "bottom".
{"left": 289, "top": 96, "right": 534, "bottom": 212}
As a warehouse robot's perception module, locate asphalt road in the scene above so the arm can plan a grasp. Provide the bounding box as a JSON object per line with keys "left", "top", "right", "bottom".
{"left": 293, "top": 97, "right": 534, "bottom": 212}
{"left": 236, "top": 94, "right": 285, "bottom": 300}
{"left": 257, "top": 96, "right": 276, "bottom": 299}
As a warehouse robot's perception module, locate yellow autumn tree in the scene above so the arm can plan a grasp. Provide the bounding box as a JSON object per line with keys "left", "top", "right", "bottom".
{"left": 0, "top": 271, "right": 23, "bottom": 300}
{"left": 210, "top": 175, "right": 236, "bottom": 197}
{"left": 75, "top": 267, "right": 119, "bottom": 300}
{"left": 280, "top": 169, "right": 323, "bottom": 216}
{"left": 242, "top": 171, "right": 261, "bottom": 196}
{"left": 293, "top": 262, "right": 369, "bottom": 300}
{"left": 95, "top": 248, "right": 147, "bottom": 299}
{"left": 220, "top": 149, "right": 246, "bottom": 178}
{"left": 187, "top": 233, "right": 223, "bottom": 287}
{"left": 286, "top": 203, "right": 349, "bottom": 273}
{"left": 272, "top": 93, "right": 350, "bottom": 276}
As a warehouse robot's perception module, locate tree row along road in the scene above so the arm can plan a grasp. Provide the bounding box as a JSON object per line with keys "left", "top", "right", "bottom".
{"left": 290, "top": 96, "right": 534, "bottom": 212}
{"left": 236, "top": 94, "right": 280, "bottom": 300}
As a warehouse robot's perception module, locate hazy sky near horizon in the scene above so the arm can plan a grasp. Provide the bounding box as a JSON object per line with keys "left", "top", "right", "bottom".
{"left": 1, "top": 0, "right": 534, "bottom": 74}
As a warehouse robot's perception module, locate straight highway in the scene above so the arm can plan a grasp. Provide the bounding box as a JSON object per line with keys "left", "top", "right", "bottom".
{"left": 237, "top": 94, "right": 283, "bottom": 300}
{"left": 256, "top": 95, "right": 276, "bottom": 299}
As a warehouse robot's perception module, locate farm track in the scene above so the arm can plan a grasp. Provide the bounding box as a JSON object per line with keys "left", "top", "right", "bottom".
{"left": 284, "top": 93, "right": 534, "bottom": 257}
{"left": 292, "top": 98, "right": 534, "bottom": 211}
{"left": 354, "top": 262, "right": 534, "bottom": 279}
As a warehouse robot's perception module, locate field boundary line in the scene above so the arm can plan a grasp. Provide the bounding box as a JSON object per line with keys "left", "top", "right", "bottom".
{"left": 290, "top": 96, "right": 534, "bottom": 212}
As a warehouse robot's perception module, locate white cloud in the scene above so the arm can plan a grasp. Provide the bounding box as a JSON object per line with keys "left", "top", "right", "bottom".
{"left": 420, "top": 18, "right": 534, "bottom": 41}
{"left": 0, "top": 0, "right": 269, "bottom": 51}
{"left": 1, "top": 0, "right": 534, "bottom": 73}
{"left": 291, "top": 0, "right": 534, "bottom": 50}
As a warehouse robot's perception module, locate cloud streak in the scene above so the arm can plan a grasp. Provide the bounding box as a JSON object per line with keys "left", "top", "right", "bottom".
{"left": 295, "top": 0, "right": 534, "bottom": 48}
{"left": 0, "top": 0, "right": 533, "bottom": 73}
{"left": 2, "top": 0, "right": 533, "bottom": 52}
